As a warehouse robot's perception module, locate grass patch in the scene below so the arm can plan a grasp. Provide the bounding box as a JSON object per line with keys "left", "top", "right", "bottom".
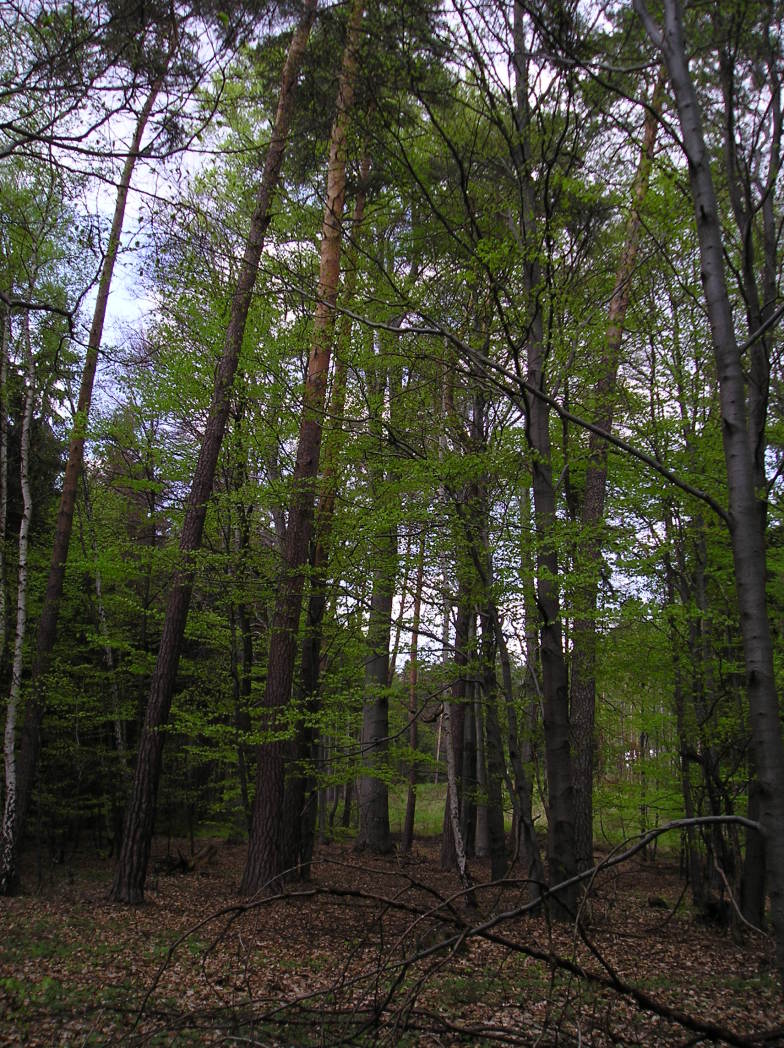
{"left": 388, "top": 781, "right": 446, "bottom": 837}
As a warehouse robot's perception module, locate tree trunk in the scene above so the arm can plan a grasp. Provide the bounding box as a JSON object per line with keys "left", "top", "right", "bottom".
{"left": 662, "top": 516, "right": 705, "bottom": 908}
{"left": 0, "top": 69, "right": 170, "bottom": 898}
{"left": 355, "top": 334, "right": 404, "bottom": 854}
{"left": 718, "top": 33, "right": 779, "bottom": 936}
{"left": 570, "top": 68, "right": 664, "bottom": 872}
{"left": 474, "top": 697, "right": 489, "bottom": 859}
{"left": 0, "top": 303, "right": 8, "bottom": 671}
{"left": 636, "top": 0, "right": 784, "bottom": 977}
{"left": 460, "top": 614, "right": 477, "bottom": 859}
{"left": 281, "top": 157, "right": 370, "bottom": 876}
{"left": 401, "top": 534, "right": 425, "bottom": 854}
{"left": 440, "top": 597, "right": 469, "bottom": 870}
{"left": 241, "top": 0, "right": 363, "bottom": 896}
{"left": 442, "top": 600, "right": 477, "bottom": 907}
{"left": 513, "top": 0, "right": 575, "bottom": 915}
{"left": 479, "top": 608, "right": 508, "bottom": 882}
{"left": 494, "top": 606, "right": 544, "bottom": 902}
{"left": 0, "top": 311, "right": 35, "bottom": 894}
{"left": 355, "top": 522, "right": 396, "bottom": 854}
{"left": 109, "top": 6, "right": 317, "bottom": 903}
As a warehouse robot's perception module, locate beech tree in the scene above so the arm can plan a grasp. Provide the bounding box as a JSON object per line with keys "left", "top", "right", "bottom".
{"left": 634, "top": 0, "right": 784, "bottom": 981}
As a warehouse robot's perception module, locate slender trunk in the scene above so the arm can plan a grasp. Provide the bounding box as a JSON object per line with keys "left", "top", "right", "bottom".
{"left": 662, "top": 512, "right": 704, "bottom": 905}
{"left": 241, "top": 0, "right": 362, "bottom": 896}
{"left": 440, "top": 596, "right": 468, "bottom": 870}
{"left": 513, "top": 1, "right": 575, "bottom": 914}
{"left": 401, "top": 535, "right": 425, "bottom": 854}
{"left": 0, "top": 304, "right": 8, "bottom": 671}
{"left": 355, "top": 340, "right": 403, "bottom": 854}
{"left": 234, "top": 537, "right": 254, "bottom": 833}
{"left": 718, "top": 37, "right": 779, "bottom": 934}
{"left": 355, "top": 522, "right": 396, "bottom": 853}
{"left": 479, "top": 608, "right": 507, "bottom": 882}
{"left": 460, "top": 614, "right": 477, "bottom": 859}
{"left": 474, "top": 696, "right": 489, "bottom": 858}
{"left": 282, "top": 159, "right": 370, "bottom": 875}
{"left": 636, "top": 0, "right": 784, "bottom": 976}
{"left": 442, "top": 601, "right": 476, "bottom": 906}
{"left": 494, "top": 607, "right": 544, "bottom": 901}
{"left": 570, "top": 69, "right": 664, "bottom": 872}
{"left": 0, "top": 313, "right": 35, "bottom": 893}
{"left": 6, "top": 73, "right": 170, "bottom": 901}
{"left": 110, "top": 7, "right": 317, "bottom": 903}
{"left": 388, "top": 530, "right": 411, "bottom": 686}
{"left": 80, "top": 472, "right": 130, "bottom": 847}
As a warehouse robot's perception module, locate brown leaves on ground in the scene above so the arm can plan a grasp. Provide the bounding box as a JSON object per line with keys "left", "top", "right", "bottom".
{"left": 1, "top": 838, "right": 782, "bottom": 1046}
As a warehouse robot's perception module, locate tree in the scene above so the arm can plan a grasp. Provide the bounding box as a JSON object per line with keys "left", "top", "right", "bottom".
{"left": 241, "top": 0, "right": 364, "bottom": 896}
{"left": 635, "top": 0, "right": 784, "bottom": 977}
{"left": 0, "top": 161, "right": 84, "bottom": 893}
{"left": 110, "top": 0, "right": 318, "bottom": 903}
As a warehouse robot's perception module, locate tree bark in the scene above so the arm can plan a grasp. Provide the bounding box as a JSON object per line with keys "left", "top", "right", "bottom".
{"left": 636, "top": 0, "right": 784, "bottom": 978}
{"left": 281, "top": 158, "right": 370, "bottom": 876}
{"left": 479, "top": 608, "right": 508, "bottom": 882}
{"left": 0, "top": 303, "right": 8, "bottom": 672}
{"left": 241, "top": 0, "right": 363, "bottom": 896}
{"left": 0, "top": 68, "right": 170, "bottom": 897}
{"left": 570, "top": 68, "right": 664, "bottom": 873}
{"left": 440, "top": 597, "right": 469, "bottom": 870}
{"left": 0, "top": 311, "right": 35, "bottom": 894}
{"left": 109, "top": 5, "right": 318, "bottom": 903}
{"left": 513, "top": 0, "right": 575, "bottom": 915}
{"left": 460, "top": 614, "right": 477, "bottom": 859}
{"left": 441, "top": 597, "right": 477, "bottom": 906}
{"left": 401, "top": 534, "right": 425, "bottom": 854}
{"left": 718, "top": 32, "right": 780, "bottom": 934}
{"left": 355, "top": 520, "right": 396, "bottom": 854}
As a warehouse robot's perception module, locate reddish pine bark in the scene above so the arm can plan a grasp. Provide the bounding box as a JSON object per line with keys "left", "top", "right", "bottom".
{"left": 241, "top": 0, "right": 364, "bottom": 897}
{"left": 109, "top": 1, "right": 318, "bottom": 903}
{"left": 281, "top": 159, "right": 370, "bottom": 877}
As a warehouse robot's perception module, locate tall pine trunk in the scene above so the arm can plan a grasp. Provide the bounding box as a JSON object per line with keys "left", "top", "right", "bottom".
{"left": 109, "top": 4, "right": 318, "bottom": 903}
{"left": 241, "top": 0, "right": 363, "bottom": 895}
{"left": 281, "top": 160, "right": 370, "bottom": 876}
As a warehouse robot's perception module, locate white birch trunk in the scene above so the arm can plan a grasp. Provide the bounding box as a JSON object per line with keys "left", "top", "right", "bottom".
{"left": 1, "top": 310, "right": 35, "bottom": 889}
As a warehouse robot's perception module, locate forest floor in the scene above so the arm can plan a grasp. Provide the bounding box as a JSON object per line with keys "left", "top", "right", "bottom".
{"left": 1, "top": 835, "right": 782, "bottom": 1047}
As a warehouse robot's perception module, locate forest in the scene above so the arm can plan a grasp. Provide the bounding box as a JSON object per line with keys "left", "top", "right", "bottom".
{"left": 1, "top": 0, "right": 784, "bottom": 1043}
